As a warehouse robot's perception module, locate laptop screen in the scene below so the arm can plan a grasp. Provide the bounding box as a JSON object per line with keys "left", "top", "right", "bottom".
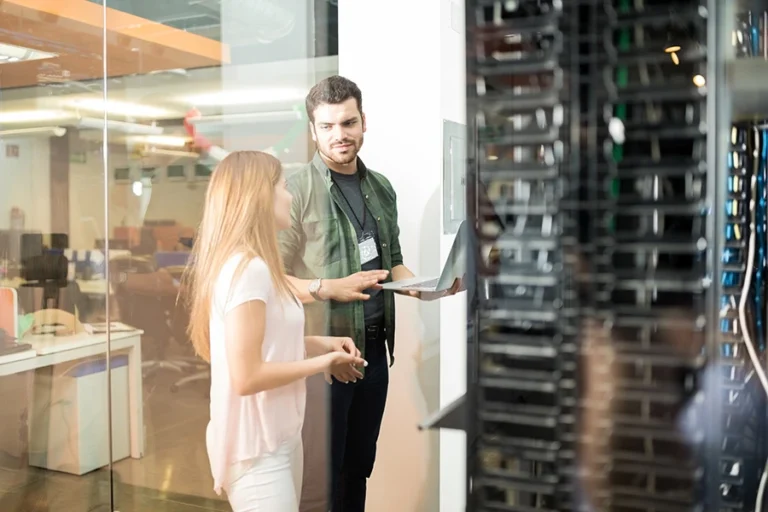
{"left": 437, "top": 221, "right": 468, "bottom": 289}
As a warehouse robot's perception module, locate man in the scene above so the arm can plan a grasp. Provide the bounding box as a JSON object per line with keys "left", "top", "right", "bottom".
{"left": 277, "top": 75, "right": 461, "bottom": 512}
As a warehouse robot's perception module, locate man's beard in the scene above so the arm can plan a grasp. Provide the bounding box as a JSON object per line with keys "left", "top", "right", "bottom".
{"left": 322, "top": 138, "right": 362, "bottom": 165}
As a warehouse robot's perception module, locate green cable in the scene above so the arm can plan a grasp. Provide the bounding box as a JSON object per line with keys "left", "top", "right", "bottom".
{"left": 608, "top": 0, "right": 631, "bottom": 233}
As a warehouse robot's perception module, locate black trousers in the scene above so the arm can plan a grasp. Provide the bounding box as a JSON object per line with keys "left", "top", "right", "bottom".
{"left": 330, "top": 323, "right": 389, "bottom": 512}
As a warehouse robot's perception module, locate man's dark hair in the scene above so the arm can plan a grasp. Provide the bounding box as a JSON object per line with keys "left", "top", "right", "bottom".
{"left": 305, "top": 75, "right": 363, "bottom": 123}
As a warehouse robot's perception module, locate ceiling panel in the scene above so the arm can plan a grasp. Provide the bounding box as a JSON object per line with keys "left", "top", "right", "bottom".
{"left": 0, "top": 0, "right": 227, "bottom": 90}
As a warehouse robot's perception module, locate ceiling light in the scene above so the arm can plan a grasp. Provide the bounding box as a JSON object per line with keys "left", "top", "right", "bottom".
{"left": 665, "top": 45, "right": 681, "bottom": 53}
{"left": 693, "top": 74, "right": 706, "bottom": 87}
{"left": 77, "top": 117, "right": 164, "bottom": 135}
{"left": 70, "top": 99, "right": 170, "bottom": 118}
{"left": 190, "top": 110, "right": 300, "bottom": 126}
{"left": 128, "top": 135, "right": 189, "bottom": 147}
{"left": 0, "top": 42, "right": 57, "bottom": 64}
{"left": 0, "top": 110, "right": 72, "bottom": 123}
{"left": 670, "top": 52, "right": 680, "bottom": 65}
{"left": 183, "top": 88, "right": 305, "bottom": 107}
{"left": 141, "top": 147, "right": 199, "bottom": 159}
{"left": 0, "top": 126, "right": 66, "bottom": 138}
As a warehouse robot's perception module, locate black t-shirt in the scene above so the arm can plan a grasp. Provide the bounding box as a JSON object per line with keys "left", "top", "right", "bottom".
{"left": 330, "top": 170, "right": 385, "bottom": 324}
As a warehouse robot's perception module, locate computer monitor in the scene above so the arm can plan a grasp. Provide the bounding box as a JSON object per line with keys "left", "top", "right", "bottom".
{"left": 155, "top": 252, "right": 191, "bottom": 269}
{"left": 95, "top": 239, "right": 129, "bottom": 251}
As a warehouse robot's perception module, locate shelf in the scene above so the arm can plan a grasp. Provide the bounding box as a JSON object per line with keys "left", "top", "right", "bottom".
{"left": 728, "top": 58, "right": 768, "bottom": 118}
{"left": 418, "top": 394, "right": 466, "bottom": 432}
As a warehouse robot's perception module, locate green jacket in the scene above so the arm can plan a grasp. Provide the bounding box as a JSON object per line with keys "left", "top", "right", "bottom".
{"left": 278, "top": 152, "right": 402, "bottom": 364}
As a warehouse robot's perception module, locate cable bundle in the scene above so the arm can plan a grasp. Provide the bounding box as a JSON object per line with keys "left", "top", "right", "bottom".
{"left": 717, "top": 120, "right": 768, "bottom": 511}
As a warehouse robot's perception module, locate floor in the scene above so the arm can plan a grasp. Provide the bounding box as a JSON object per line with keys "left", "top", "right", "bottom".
{"left": 0, "top": 353, "right": 226, "bottom": 512}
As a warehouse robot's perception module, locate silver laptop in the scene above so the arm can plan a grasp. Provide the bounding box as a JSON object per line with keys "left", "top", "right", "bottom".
{"left": 382, "top": 221, "right": 467, "bottom": 293}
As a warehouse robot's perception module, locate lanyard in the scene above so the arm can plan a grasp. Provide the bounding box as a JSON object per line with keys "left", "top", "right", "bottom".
{"left": 332, "top": 178, "right": 367, "bottom": 231}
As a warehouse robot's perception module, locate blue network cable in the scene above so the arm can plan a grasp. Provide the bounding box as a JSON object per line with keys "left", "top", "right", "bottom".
{"left": 754, "top": 128, "right": 767, "bottom": 350}
{"left": 722, "top": 125, "right": 748, "bottom": 354}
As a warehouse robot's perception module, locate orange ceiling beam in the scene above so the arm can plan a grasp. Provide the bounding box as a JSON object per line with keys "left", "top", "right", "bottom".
{"left": 0, "top": 0, "right": 229, "bottom": 89}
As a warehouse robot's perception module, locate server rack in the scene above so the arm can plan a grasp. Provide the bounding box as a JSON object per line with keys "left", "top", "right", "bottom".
{"left": 465, "top": 1, "right": 582, "bottom": 509}
{"left": 461, "top": 0, "right": 768, "bottom": 511}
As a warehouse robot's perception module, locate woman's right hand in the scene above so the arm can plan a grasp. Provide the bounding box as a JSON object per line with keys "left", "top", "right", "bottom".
{"left": 322, "top": 351, "right": 367, "bottom": 384}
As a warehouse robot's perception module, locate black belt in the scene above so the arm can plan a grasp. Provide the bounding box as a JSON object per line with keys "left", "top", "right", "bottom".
{"left": 365, "top": 322, "right": 385, "bottom": 340}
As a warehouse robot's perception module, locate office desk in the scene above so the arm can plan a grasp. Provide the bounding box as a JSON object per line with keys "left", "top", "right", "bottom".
{"left": 0, "top": 328, "right": 145, "bottom": 458}
{"left": 0, "top": 278, "right": 109, "bottom": 295}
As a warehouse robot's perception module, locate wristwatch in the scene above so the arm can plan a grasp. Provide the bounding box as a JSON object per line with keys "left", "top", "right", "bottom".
{"left": 309, "top": 278, "right": 325, "bottom": 301}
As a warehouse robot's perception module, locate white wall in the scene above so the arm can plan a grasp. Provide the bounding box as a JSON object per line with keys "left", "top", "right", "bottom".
{"left": 339, "top": 1, "right": 466, "bottom": 511}
{"left": 439, "top": 1, "right": 468, "bottom": 511}
{"left": 0, "top": 137, "right": 51, "bottom": 234}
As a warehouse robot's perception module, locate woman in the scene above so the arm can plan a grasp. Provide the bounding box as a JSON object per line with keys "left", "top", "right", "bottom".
{"left": 184, "top": 151, "right": 366, "bottom": 511}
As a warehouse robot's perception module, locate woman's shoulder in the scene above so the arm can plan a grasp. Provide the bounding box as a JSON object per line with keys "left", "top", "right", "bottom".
{"left": 216, "top": 254, "right": 271, "bottom": 290}
{"left": 222, "top": 254, "right": 270, "bottom": 279}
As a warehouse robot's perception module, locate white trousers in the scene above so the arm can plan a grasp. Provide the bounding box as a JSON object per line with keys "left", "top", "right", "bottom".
{"left": 226, "top": 438, "right": 304, "bottom": 512}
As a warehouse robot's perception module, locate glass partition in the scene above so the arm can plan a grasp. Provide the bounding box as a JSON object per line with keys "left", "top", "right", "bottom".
{"left": 0, "top": 1, "right": 111, "bottom": 510}
{"left": 102, "top": 1, "right": 337, "bottom": 511}
{"left": 0, "top": 1, "right": 337, "bottom": 510}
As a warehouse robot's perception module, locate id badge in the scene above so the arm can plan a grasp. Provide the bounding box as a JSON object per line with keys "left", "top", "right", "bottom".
{"left": 358, "top": 232, "right": 379, "bottom": 265}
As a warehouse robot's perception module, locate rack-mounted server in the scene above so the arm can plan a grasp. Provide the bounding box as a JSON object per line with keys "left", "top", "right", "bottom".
{"left": 466, "top": 0, "right": 581, "bottom": 510}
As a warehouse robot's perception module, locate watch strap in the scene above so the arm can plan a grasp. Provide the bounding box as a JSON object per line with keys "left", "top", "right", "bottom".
{"left": 309, "top": 278, "right": 324, "bottom": 301}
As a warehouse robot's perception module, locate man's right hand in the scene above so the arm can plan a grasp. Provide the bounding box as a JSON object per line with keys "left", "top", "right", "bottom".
{"left": 320, "top": 270, "right": 389, "bottom": 302}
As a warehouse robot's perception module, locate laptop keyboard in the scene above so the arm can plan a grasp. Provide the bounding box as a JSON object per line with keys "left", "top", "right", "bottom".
{"left": 402, "top": 278, "right": 439, "bottom": 290}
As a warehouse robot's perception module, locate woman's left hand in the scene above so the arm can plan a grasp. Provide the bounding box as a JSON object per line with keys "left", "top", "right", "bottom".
{"left": 322, "top": 337, "right": 364, "bottom": 384}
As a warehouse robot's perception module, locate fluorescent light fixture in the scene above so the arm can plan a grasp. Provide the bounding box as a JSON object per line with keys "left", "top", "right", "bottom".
{"left": 141, "top": 147, "right": 199, "bottom": 159}
{"left": 0, "top": 126, "right": 66, "bottom": 138}
{"left": 128, "top": 135, "right": 190, "bottom": 147}
{"left": 77, "top": 117, "right": 164, "bottom": 135}
{"left": 0, "top": 110, "right": 71, "bottom": 123}
{"left": 70, "top": 98, "right": 170, "bottom": 118}
{"left": 0, "top": 42, "right": 57, "bottom": 64}
{"left": 190, "top": 110, "right": 300, "bottom": 125}
{"left": 183, "top": 88, "right": 305, "bottom": 107}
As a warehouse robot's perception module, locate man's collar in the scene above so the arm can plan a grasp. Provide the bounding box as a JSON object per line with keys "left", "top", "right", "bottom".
{"left": 312, "top": 151, "right": 368, "bottom": 182}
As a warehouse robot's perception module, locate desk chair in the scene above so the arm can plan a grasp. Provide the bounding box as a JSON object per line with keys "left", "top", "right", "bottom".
{"left": 166, "top": 267, "right": 210, "bottom": 394}
{"left": 110, "top": 257, "right": 193, "bottom": 378}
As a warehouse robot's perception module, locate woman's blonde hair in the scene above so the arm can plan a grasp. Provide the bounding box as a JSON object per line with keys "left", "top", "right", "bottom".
{"left": 183, "top": 150, "right": 294, "bottom": 362}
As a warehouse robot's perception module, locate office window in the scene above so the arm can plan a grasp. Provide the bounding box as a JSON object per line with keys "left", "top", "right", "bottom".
{"left": 141, "top": 167, "right": 157, "bottom": 182}
{"left": 194, "top": 164, "right": 212, "bottom": 180}
{"left": 114, "top": 167, "right": 131, "bottom": 182}
{"left": 166, "top": 164, "right": 186, "bottom": 180}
